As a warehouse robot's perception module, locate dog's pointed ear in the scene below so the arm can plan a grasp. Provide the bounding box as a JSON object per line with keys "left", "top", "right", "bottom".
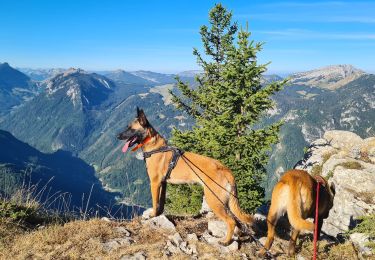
{"left": 137, "top": 108, "right": 148, "bottom": 127}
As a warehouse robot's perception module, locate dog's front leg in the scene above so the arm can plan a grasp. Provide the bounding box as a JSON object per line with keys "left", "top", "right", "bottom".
{"left": 150, "top": 181, "right": 162, "bottom": 217}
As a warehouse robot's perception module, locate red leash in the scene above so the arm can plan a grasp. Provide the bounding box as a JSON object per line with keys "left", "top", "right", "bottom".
{"left": 313, "top": 179, "right": 321, "bottom": 260}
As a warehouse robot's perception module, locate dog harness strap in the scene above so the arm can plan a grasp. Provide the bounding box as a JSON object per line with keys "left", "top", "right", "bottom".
{"left": 143, "top": 146, "right": 184, "bottom": 182}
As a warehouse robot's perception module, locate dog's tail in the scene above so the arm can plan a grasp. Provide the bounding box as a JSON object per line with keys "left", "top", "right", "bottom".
{"left": 228, "top": 184, "right": 254, "bottom": 225}
{"left": 286, "top": 181, "right": 314, "bottom": 231}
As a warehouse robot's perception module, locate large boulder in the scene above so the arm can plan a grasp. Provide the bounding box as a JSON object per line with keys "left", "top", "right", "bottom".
{"left": 323, "top": 130, "right": 363, "bottom": 152}
{"left": 296, "top": 130, "right": 375, "bottom": 237}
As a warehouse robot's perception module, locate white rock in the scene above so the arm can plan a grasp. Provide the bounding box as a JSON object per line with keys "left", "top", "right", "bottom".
{"left": 101, "top": 217, "right": 111, "bottom": 222}
{"left": 208, "top": 220, "right": 227, "bottom": 238}
{"left": 142, "top": 208, "right": 153, "bottom": 220}
{"left": 187, "top": 233, "right": 198, "bottom": 241}
{"left": 324, "top": 130, "right": 363, "bottom": 151}
{"left": 227, "top": 241, "right": 239, "bottom": 251}
{"left": 103, "top": 237, "right": 134, "bottom": 252}
{"left": 350, "top": 233, "right": 373, "bottom": 257}
{"left": 144, "top": 215, "right": 175, "bottom": 232}
{"left": 200, "top": 196, "right": 212, "bottom": 214}
{"left": 202, "top": 231, "right": 238, "bottom": 253}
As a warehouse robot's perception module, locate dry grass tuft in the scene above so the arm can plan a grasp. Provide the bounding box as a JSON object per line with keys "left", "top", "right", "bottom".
{"left": 338, "top": 161, "right": 363, "bottom": 170}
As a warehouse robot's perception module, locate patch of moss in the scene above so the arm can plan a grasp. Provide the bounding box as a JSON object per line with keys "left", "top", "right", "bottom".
{"left": 338, "top": 161, "right": 363, "bottom": 170}
{"left": 311, "top": 164, "right": 323, "bottom": 176}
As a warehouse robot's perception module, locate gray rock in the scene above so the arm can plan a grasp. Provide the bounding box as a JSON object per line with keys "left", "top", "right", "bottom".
{"left": 208, "top": 220, "right": 227, "bottom": 238}
{"left": 324, "top": 130, "right": 363, "bottom": 151}
{"left": 202, "top": 231, "right": 221, "bottom": 245}
{"left": 143, "top": 215, "right": 175, "bottom": 232}
{"left": 202, "top": 231, "right": 238, "bottom": 253}
{"left": 166, "top": 240, "right": 181, "bottom": 254}
{"left": 187, "top": 233, "right": 198, "bottom": 241}
{"left": 227, "top": 241, "right": 239, "bottom": 251}
{"left": 168, "top": 232, "right": 183, "bottom": 246}
{"left": 297, "top": 130, "right": 375, "bottom": 237}
{"left": 322, "top": 166, "right": 375, "bottom": 236}
{"left": 115, "top": 226, "right": 131, "bottom": 237}
{"left": 103, "top": 237, "right": 134, "bottom": 252}
{"left": 350, "top": 233, "right": 373, "bottom": 257}
{"left": 120, "top": 251, "right": 146, "bottom": 260}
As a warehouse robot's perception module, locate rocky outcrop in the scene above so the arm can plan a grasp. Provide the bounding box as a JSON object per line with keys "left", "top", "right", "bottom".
{"left": 295, "top": 130, "right": 375, "bottom": 254}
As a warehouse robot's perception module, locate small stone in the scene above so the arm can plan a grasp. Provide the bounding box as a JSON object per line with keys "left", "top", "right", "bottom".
{"left": 190, "top": 244, "right": 198, "bottom": 255}
{"left": 120, "top": 251, "right": 146, "bottom": 260}
{"left": 187, "top": 233, "right": 198, "bottom": 241}
{"left": 202, "top": 231, "right": 221, "bottom": 245}
{"left": 166, "top": 240, "right": 181, "bottom": 254}
{"left": 208, "top": 220, "right": 227, "bottom": 238}
{"left": 259, "top": 237, "right": 267, "bottom": 246}
{"left": 144, "top": 215, "right": 175, "bottom": 231}
{"left": 142, "top": 208, "right": 153, "bottom": 220}
{"left": 102, "top": 237, "right": 134, "bottom": 252}
{"left": 102, "top": 240, "right": 119, "bottom": 252}
{"left": 115, "top": 227, "right": 131, "bottom": 237}
{"left": 168, "top": 232, "right": 183, "bottom": 246}
{"left": 227, "top": 241, "right": 239, "bottom": 251}
{"left": 101, "top": 217, "right": 111, "bottom": 222}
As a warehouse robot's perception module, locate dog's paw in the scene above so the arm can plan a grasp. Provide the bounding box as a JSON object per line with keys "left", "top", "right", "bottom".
{"left": 218, "top": 239, "right": 232, "bottom": 246}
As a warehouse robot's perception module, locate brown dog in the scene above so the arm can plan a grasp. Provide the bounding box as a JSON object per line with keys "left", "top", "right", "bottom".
{"left": 259, "top": 169, "right": 335, "bottom": 256}
{"left": 117, "top": 108, "right": 253, "bottom": 245}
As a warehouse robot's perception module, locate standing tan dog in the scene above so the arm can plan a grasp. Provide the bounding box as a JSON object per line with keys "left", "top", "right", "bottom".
{"left": 117, "top": 108, "right": 253, "bottom": 245}
{"left": 259, "top": 169, "right": 335, "bottom": 256}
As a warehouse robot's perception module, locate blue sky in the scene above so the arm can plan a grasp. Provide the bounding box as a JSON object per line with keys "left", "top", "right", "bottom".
{"left": 1, "top": 0, "right": 374, "bottom": 74}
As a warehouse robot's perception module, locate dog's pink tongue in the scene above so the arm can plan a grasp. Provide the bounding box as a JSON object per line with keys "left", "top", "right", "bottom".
{"left": 122, "top": 141, "right": 131, "bottom": 153}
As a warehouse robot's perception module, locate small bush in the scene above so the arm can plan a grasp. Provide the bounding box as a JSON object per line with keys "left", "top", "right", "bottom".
{"left": 311, "top": 164, "right": 323, "bottom": 176}
{"left": 350, "top": 214, "right": 375, "bottom": 250}
{"left": 0, "top": 200, "right": 37, "bottom": 222}
{"left": 165, "top": 184, "right": 203, "bottom": 216}
{"left": 326, "top": 170, "right": 334, "bottom": 180}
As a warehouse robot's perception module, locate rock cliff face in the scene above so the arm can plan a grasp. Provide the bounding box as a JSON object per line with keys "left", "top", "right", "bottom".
{"left": 295, "top": 130, "right": 375, "bottom": 238}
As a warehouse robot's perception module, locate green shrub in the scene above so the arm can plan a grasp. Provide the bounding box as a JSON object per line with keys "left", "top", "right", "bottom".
{"left": 0, "top": 200, "right": 37, "bottom": 222}
{"left": 350, "top": 214, "right": 375, "bottom": 250}
{"left": 311, "top": 164, "right": 323, "bottom": 176}
{"left": 165, "top": 184, "right": 203, "bottom": 216}
{"left": 326, "top": 170, "right": 334, "bottom": 180}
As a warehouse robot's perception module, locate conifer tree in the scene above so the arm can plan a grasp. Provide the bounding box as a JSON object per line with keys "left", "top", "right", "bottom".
{"left": 169, "top": 4, "right": 287, "bottom": 212}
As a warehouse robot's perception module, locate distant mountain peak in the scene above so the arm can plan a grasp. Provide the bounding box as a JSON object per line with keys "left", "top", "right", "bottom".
{"left": 45, "top": 69, "right": 113, "bottom": 107}
{"left": 290, "top": 64, "right": 366, "bottom": 90}
{"left": 63, "top": 67, "right": 85, "bottom": 76}
{"left": 0, "top": 62, "right": 10, "bottom": 67}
